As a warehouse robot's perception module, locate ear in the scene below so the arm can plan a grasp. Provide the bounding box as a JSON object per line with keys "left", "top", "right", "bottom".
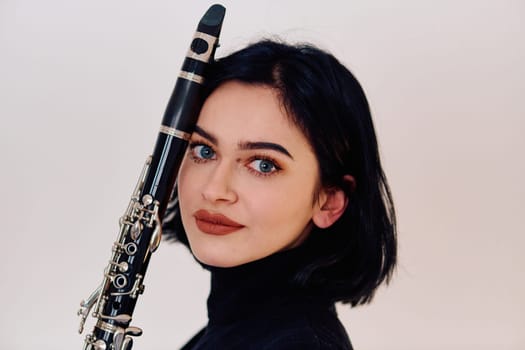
{"left": 312, "top": 175, "right": 355, "bottom": 229}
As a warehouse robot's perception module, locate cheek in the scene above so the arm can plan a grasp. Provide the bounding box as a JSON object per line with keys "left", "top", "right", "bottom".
{"left": 244, "top": 178, "right": 316, "bottom": 231}
{"left": 177, "top": 157, "right": 197, "bottom": 211}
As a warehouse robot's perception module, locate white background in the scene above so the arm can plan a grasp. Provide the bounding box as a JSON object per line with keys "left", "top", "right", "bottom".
{"left": 1, "top": 0, "right": 524, "bottom": 349}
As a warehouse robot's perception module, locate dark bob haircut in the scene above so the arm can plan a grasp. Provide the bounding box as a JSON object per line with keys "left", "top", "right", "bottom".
{"left": 163, "top": 39, "right": 396, "bottom": 306}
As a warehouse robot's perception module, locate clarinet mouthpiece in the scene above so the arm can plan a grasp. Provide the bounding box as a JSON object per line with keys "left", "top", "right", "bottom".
{"left": 198, "top": 4, "right": 226, "bottom": 37}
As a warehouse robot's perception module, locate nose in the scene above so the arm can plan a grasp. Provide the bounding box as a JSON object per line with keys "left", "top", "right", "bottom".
{"left": 201, "top": 161, "right": 238, "bottom": 204}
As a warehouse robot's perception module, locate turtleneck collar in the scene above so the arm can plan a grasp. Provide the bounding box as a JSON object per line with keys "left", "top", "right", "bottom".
{"left": 204, "top": 245, "right": 332, "bottom": 325}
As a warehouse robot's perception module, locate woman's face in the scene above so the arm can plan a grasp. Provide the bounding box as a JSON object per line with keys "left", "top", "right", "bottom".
{"left": 177, "top": 80, "right": 323, "bottom": 267}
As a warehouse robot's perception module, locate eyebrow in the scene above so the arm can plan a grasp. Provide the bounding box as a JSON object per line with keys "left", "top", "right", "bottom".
{"left": 194, "top": 125, "right": 217, "bottom": 145}
{"left": 193, "top": 125, "right": 294, "bottom": 160}
{"left": 238, "top": 141, "right": 293, "bottom": 159}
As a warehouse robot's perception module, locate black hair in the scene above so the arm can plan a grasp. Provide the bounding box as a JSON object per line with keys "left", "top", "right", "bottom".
{"left": 163, "top": 39, "right": 396, "bottom": 306}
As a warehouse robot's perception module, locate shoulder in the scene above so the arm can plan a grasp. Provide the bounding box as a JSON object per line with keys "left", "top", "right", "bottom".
{"left": 259, "top": 309, "right": 353, "bottom": 350}
{"left": 260, "top": 327, "right": 353, "bottom": 350}
{"left": 261, "top": 330, "right": 320, "bottom": 349}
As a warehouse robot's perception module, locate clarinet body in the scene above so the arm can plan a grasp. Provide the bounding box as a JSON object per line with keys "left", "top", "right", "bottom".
{"left": 77, "top": 5, "right": 226, "bottom": 350}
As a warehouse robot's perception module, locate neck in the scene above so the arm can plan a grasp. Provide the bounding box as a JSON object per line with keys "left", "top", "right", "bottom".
{"left": 204, "top": 246, "right": 331, "bottom": 325}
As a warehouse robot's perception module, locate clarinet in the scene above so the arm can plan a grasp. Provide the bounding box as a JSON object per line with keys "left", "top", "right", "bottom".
{"left": 77, "top": 5, "right": 226, "bottom": 350}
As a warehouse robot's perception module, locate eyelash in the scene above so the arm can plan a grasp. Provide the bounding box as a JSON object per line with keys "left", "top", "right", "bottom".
{"left": 246, "top": 155, "right": 282, "bottom": 177}
{"left": 188, "top": 141, "right": 282, "bottom": 178}
{"left": 188, "top": 142, "right": 216, "bottom": 163}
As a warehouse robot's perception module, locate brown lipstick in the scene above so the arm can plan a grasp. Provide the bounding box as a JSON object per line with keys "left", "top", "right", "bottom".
{"left": 193, "top": 209, "right": 244, "bottom": 235}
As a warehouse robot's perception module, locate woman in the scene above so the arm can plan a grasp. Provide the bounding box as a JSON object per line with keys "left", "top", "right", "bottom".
{"left": 163, "top": 39, "right": 397, "bottom": 349}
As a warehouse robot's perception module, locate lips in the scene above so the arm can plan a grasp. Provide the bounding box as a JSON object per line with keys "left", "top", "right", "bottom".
{"left": 193, "top": 209, "right": 244, "bottom": 235}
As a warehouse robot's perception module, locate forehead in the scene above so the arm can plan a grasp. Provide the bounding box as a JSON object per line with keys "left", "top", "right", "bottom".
{"left": 198, "top": 80, "right": 309, "bottom": 147}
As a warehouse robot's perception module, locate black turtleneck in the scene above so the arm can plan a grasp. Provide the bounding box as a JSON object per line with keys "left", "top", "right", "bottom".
{"left": 180, "top": 246, "right": 353, "bottom": 350}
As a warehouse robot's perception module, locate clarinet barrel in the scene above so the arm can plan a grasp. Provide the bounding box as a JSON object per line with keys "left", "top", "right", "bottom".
{"left": 77, "top": 5, "right": 226, "bottom": 350}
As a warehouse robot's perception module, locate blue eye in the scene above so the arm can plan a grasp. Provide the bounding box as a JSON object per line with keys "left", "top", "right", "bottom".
{"left": 249, "top": 159, "right": 279, "bottom": 175}
{"left": 198, "top": 145, "right": 214, "bottom": 159}
{"left": 190, "top": 144, "right": 216, "bottom": 160}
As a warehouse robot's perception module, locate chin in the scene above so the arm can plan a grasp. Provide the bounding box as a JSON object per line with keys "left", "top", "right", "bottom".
{"left": 193, "top": 251, "right": 243, "bottom": 268}
{"left": 189, "top": 242, "right": 269, "bottom": 268}
{"left": 189, "top": 244, "right": 241, "bottom": 268}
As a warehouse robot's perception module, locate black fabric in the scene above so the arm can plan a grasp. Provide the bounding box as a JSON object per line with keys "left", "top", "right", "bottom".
{"left": 180, "top": 245, "right": 353, "bottom": 349}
